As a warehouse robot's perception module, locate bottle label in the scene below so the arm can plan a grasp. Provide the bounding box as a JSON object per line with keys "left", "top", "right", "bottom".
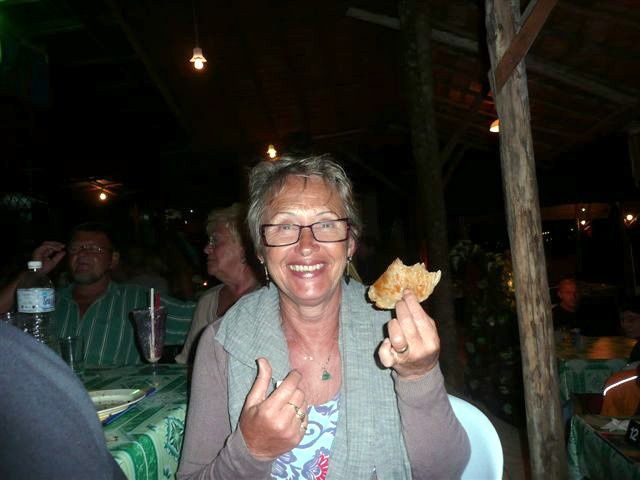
{"left": 17, "top": 288, "right": 56, "bottom": 313}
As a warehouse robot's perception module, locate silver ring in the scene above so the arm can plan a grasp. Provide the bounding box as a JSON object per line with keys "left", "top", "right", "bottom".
{"left": 396, "top": 344, "right": 409, "bottom": 354}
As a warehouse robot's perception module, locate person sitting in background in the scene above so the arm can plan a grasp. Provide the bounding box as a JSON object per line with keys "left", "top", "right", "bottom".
{"left": 600, "top": 302, "right": 640, "bottom": 416}
{"left": 0, "top": 222, "right": 195, "bottom": 366}
{"left": 177, "top": 154, "right": 469, "bottom": 479}
{"left": 175, "top": 204, "right": 260, "bottom": 364}
{"left": 552, "top": 278, "right": 579, "bottom": 331}
{"left": 0, "top": 322, "right": 125, "bottom": 479}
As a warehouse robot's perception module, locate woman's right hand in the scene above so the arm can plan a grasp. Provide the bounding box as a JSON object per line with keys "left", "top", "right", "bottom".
{"left": 32, "top": 241, "right": 66, "bottom": 274}
{"left": 238, "top": 358, "right": 308, "bottom": 460}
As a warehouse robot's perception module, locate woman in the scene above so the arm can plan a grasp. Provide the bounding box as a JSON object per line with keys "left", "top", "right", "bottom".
{"left": 178, "top": 155, "right": 470, "bottom": 479}
{"left": 175, "top": 203, "right": 260, "bottom": 364}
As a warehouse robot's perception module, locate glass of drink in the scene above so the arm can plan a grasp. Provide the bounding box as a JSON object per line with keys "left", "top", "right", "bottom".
{"left": 131, "top": 305, "right": 166, "bottom": 385}
{"left": 59, "top": 335, "right": 85, "bottom": 376}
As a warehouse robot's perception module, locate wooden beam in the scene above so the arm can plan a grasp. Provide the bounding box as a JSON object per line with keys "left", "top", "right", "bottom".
{"left": 485, "top": 0, "right": 567, "bottom": 478}
{"left": 398, "top": 0, "right": 462, "bottom": 391}
{"left": 104, "top": 0, "right": 191, "bottom": 135}
{"left": 346, "top": 7, "right": 638, "bottom": 104}
{"left": 493, "top": 0, "right": 559, "bottom": 93}
{"left": 439, "top": 92, "right": 487, "bottom": 165}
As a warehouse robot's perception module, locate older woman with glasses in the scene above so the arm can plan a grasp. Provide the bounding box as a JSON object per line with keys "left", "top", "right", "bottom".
{"left": 175, "top": 203, "right": 260, "bottom": 364}
{"left": 178, "top": 155, "right": 469, "bottom": 479}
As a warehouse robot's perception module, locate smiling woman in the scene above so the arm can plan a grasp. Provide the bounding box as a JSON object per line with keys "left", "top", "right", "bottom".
{"left": 177, "top": 155, "right": 470, "bottom": 480}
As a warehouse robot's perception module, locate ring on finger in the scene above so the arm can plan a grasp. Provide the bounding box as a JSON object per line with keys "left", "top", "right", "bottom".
{"left": 396, "top": 344, "right": 409, "bottom": 354}
{"left": 287, "top": 402, "right": 306, "bottom": 421}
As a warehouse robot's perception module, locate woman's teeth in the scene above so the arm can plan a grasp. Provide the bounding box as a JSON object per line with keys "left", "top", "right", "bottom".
{"left": 289, "top": 264, "right": 323, "bottom": 272}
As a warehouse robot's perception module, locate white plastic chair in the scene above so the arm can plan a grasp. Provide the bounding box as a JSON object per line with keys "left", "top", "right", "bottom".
{"left": 448, "top": 394, "right": 504, "bottom": 480}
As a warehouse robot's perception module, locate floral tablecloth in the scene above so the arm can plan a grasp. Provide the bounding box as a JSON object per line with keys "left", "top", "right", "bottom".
{"left": 557, "top": 336, "right": 636, "bottom": 403}
{"left": 83, "top": 364, "right": 188, "bottom": 480}
{"left": 568, "top": 414, "right": 640, "bottom": 480}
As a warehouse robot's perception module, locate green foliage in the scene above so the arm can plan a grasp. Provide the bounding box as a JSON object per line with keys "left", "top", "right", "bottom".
{"left": 450, "top": 240, "right": 525, "bottom": 425}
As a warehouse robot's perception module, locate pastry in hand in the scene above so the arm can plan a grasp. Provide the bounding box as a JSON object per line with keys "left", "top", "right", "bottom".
{"left": 368, "top": 258, "right": 441, "bottom": 309}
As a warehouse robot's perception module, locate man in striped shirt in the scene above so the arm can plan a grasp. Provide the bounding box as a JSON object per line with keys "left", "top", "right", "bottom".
{"left": 0, "top": 222, "right": 195, "bottom": 366}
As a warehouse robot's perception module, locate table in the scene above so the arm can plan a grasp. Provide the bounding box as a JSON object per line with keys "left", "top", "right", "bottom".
{"left": 568, "top": 414, "right": 640, "bottom": 480}
{"left": 83, "top": 364, "right": 188, "bottom": 480}
{"left": 557, "top": 336, "right": 636, "bottom": 403}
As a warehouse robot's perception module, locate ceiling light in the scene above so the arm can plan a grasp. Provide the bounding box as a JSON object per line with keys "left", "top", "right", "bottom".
{"left": 190, "top": 47, "right": 206, "bottom": 70}
{"left": 99, "top": 192, "right": 107, "bottom": 201}
{"left": 190, "top": 1, "right": 206, "bottom": 71}
{"left": 489, "top": 119, "right": 500, "bottom": 133}
{"left": 267, "top": 144, "right": 277, "bottom": 159}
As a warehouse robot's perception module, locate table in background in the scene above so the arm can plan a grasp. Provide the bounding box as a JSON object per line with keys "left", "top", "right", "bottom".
{"left": 568, "top": 414, "right": 640, "bottom": 480}
{"left": 83, "top": 364, "right": 188, "bottom": 480}
{"left": 557, "top": 336, "right": 636, "bottom": 403}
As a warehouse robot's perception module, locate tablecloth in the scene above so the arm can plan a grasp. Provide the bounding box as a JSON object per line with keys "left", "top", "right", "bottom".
{"left": 84, "top": 364, "right": 188, "bottom": 480}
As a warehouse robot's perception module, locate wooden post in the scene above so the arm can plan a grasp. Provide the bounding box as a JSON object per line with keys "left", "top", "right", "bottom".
{"left": 485, "top": 1, "right": 568, "bottom": 478}
{"left": 398, "top": 0, "right": 462, "bottom": 390}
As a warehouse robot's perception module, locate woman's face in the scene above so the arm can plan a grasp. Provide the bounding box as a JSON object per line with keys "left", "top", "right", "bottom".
{"left": 261, "top": 175, "right": 355, "bottom": 308}
{"left": 204, "top": 223, "right": 245, "bottom": 281}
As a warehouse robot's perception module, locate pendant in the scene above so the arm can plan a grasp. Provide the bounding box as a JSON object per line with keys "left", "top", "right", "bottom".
{"left": 322, "top": 369, "right": 332, "bottom": 381}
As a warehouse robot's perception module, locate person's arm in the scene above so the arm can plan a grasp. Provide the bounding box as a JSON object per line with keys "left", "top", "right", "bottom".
{"left": 0, "top": 241, "right": 66, "bottom": 313}
{"left": 394, "top": 364, "right": 470, "bottom": 480}
{"left": 175, "top": 291, "right": 216, "bottom": 364}
{"left": 177, "top": 325, "right": 273, "bottom": 480}
{"left": 0, "top": 274, "right": 24, "bottom": 313}
{"left": 159, "top": 293, "right": 197, "bottom": 345}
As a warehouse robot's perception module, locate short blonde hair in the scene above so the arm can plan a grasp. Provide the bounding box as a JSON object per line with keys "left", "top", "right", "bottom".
{"left": 206, "top": 203, "right": 247, "bottom": 242}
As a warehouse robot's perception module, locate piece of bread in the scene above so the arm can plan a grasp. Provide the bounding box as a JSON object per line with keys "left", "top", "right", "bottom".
{"left": 368, "top": 258, "right": 441, "bottom": 309}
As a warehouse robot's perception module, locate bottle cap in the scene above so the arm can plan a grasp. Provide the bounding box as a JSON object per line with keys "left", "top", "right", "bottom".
{"left": 27, "top": 261, "right": 43, "bottom": 269}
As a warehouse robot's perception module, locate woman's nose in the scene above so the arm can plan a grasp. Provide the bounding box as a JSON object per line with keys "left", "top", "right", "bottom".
{"left": 296, "top": 226, "right": 317, "bottom": 254}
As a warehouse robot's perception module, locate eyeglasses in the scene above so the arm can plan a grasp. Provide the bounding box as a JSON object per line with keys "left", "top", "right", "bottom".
{"left": 68, "top": 244, "right": 111, "bottom": 255}
{"left": 261, "top": 218, "right": 350, "bottom": 247}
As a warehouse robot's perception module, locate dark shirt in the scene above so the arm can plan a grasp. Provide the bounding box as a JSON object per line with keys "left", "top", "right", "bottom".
{"left": 552, "top": 305, "right": 577, "bottom": 330}
{"left": 0, "top": 323, "right": 125, "bottom": 479}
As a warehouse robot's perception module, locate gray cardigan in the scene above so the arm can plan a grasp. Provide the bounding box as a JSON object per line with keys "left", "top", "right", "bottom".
{"left": 177, "top": 282, "right": 470, "bottom": 479}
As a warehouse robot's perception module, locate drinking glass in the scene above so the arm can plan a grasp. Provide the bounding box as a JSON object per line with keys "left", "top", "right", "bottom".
{"left": 59, "top": 335, "right": 85, "bottom": 376}
{"left": 131, "top": 305, "right": 166, "bottom": 385}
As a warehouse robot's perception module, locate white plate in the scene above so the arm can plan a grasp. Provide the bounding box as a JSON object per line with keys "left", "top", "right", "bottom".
{"left": 89, "top": 389, "right": 146, "bottom": 421}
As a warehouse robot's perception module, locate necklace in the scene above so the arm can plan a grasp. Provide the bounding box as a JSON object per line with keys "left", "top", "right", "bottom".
{"left": 297, "top": 342, "right": 336, "bottom": 381}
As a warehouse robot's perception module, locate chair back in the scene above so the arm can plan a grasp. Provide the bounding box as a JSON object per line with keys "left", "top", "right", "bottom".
{"left": 448, "top": 394, "right": 504, "bottom": 480}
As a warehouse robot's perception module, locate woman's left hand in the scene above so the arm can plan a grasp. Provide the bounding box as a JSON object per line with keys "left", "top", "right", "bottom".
{"left": 377, "top": 289, "right": 440, "bottom": 379}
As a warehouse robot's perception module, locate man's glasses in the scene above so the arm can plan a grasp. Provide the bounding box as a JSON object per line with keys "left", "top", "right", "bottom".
{"left": 68, "top": 244, "right": 111, "bottom": 255}
{"left": 261, "top": 218, "right": 350, "bottom": 247}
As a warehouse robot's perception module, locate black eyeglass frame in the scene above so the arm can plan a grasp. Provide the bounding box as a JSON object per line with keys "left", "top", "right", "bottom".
{"left": 260, "top": 218, "right": 351, "bottom": 247}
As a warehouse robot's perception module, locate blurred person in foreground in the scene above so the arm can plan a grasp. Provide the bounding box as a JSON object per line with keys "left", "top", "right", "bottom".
{"left": 0, "top": 222, "right": 195, "bottom": 366}
{"left": 0, "top": 322, "right": 125, "bottom": 479}
{"left": 175, "top": 203, "right": 260, "bottom": 364}
{"left": 601, "top": 302, "right": 640, "bottom": 416}
{"left": 177, "top": 155, "right": 469, "bottom": 479}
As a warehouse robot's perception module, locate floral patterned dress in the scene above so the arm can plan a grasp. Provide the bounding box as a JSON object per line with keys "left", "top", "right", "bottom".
{"left": 271, "top": 395, "right": 340, "bottom": 480}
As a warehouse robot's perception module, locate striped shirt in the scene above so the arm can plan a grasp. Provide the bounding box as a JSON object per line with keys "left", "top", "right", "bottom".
{"left": 55, "top": 282, "right": 195, "bottom": 366}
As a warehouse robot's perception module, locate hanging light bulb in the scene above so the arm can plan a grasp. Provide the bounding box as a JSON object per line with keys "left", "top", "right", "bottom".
{"left": 267, "top": 144, "right": 277, "bottom": 159}
{"left": 190, "top": 1, "right": 206, "bottom": 71}
{"left": 489, "top": 119, "right": 500, "bottom": 133}
{"left": 99, "top": 191, "right": 107, "bottom": 201}
{"left": 190, "top": 47, "right": 206, "bottom": 70}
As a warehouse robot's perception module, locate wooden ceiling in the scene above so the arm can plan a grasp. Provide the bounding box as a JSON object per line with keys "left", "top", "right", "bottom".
{"left": 1, "top": 0, "right": 639, "bottom": 205}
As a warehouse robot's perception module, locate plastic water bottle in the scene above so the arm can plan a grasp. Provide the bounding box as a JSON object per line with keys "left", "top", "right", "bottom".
{"left": 17, "top": 260, "right": 57, "bottom": 350}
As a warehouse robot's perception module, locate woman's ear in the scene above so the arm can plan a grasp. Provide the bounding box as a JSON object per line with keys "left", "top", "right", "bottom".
{"left": 347, "top": 236, "right": 357, "bottom": 259}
